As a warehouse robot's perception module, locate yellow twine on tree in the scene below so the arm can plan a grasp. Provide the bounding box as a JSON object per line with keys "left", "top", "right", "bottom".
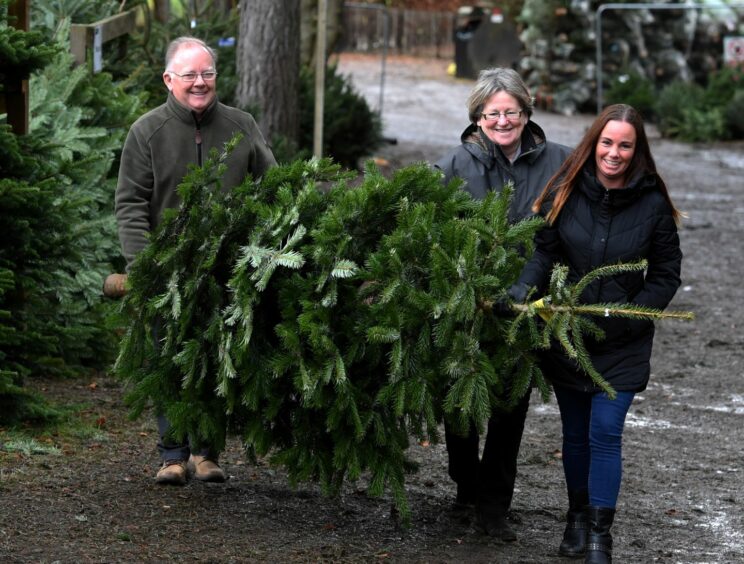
{"left": 531, "top": 298, "right": 553, "bottom": 322}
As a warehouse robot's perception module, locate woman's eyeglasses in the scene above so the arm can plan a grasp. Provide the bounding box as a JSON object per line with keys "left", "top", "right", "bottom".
{"left": 481, "top": 110, "right": 523, "bottom": 122}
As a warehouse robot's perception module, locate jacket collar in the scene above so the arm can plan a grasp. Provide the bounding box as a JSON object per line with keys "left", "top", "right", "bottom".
{"left": 461, "top": 120, "right": 547, "bottom": 167}
{"left": 166, "top": 92, "right": 219, "bottom": 125}
{"left": 579, "top": 165, "right": 657, "bottom": 207}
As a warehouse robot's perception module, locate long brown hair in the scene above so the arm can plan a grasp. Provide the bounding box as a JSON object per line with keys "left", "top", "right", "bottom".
{"left": 533, "top": 104, "right": 683, "bottom": 225}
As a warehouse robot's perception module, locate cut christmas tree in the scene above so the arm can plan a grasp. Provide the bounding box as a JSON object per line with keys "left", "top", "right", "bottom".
{"left": 115, "top": 144, "right": 692, "bottom": 521}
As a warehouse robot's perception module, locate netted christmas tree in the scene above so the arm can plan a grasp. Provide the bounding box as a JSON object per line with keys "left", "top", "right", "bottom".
{"left": 115, "top": 144, "right": 691, "bottom": 520}
{"left": 518, "top": 0, "right": 742, "bottom": 115}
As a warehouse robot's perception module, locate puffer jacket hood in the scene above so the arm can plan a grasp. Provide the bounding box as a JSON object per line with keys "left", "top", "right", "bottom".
{"left": 460, "top": 120, "right": 547, "bottom": 168}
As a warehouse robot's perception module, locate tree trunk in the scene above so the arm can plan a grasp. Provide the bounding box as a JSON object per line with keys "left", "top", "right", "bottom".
{"left": 236, "top": 0, "right": 301, "bottom": 145}
{"left": 154, "top": 0, "right": 170, "bottom": 23}
{"left": 300, "top": 0, "right": 344, "bottom": 68}
{"left": 210, "top": 0, "right": 234, "bottom": 14}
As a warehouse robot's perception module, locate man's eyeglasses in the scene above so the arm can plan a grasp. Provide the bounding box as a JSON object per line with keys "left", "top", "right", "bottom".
{"left": 168, "top": 71, "right": 218, "bottom": 82}
{"left": 481, "top": 110, "right": 523, "bottom": 122}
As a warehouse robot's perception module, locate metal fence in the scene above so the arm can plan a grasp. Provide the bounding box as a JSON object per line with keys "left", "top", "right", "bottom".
{"left": 337, "top": 3, "right": 456, "bottom": 58}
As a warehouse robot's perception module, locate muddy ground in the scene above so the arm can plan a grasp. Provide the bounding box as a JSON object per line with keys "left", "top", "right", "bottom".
{"left": 1, "top": 54, "right": 742, "bottom": 563}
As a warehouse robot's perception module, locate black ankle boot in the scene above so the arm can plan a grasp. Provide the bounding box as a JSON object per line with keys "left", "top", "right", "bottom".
{"left": 559, "top": 489, "right": 589, "bottom": 557}
{"left": 585, "top": 506, "right": 615, "bottom": 563}
{"left": 475, "top": 503, "right": 517, "bottom": 542}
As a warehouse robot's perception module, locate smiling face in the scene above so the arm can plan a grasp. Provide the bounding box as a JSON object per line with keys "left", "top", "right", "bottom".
{"left": 595, "top": 120, "right": 637, "bottom": 188}
{"left": 476, "top": 91, "right": 527, "bottom": 159}
{"left": 163, "top": 43, "right": 217, "bottom": 116}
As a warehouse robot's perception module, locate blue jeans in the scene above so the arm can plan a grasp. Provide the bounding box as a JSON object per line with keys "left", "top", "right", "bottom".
{"left": 553, "top": 386, "right": 635, "bottom": 508}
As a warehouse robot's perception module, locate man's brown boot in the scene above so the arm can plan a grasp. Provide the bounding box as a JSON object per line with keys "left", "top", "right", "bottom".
{"left": 189, "top": 455, "right": 226, "bottom": 482}
{"left": 155, "top": 460, "right": 188, "bottom": 485}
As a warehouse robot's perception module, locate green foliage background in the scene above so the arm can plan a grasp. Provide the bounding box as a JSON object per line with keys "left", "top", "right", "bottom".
{"left": 36, "top": 0, "right": 383, "bottom": 168}
{"left": 606, "top": 65, "right": 744, "bottom": 142}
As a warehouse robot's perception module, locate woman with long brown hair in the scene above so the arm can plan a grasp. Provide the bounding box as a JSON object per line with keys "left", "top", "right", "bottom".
{"left": 514, "top": 104, "right": 683, "bottom": 563}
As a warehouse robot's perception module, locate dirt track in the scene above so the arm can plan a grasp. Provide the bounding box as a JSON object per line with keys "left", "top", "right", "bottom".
{"left": 1, "top": 54, "right": 742, "bottom": 563}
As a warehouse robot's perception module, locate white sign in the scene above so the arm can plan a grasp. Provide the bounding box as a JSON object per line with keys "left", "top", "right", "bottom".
{"left": 723, "top": 36, "right": 744, "bottom": 65}
{"left": 93, "top": 26, "right": 103, "bottom": 73}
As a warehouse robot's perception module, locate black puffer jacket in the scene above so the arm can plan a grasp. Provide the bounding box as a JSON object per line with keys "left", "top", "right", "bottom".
{"left": 434, "top": 121, "right": 570, "bottom": 221}
{"left": 518, "top": 166, "right": 683, "bottom": 393}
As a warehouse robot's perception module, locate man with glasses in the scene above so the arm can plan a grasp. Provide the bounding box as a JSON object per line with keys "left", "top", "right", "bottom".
{"left": 115, "top": 36, "right": 276, "bottom": 486}
{"left": 434, "top": 68, "right": 570, "bottom": 541}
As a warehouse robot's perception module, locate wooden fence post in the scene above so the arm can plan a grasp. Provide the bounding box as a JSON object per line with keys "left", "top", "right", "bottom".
{"left": 154, "top": 0, "right": 170, "bottom": 23}
{"left": 4, "top": 0, "right": 30, "bottom": 135}
{"left": 70, "top": 9, "right": 137, "bottom": 71}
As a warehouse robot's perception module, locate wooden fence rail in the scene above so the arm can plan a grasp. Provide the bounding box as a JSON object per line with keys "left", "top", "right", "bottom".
{"left": 70, "top": 9, "right": 137, "bottom": 71}
{"left": 337, "top": 5, "right": 456, "bottom": 58}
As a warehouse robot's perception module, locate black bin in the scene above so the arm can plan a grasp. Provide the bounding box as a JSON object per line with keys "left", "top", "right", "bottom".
{"left": 454, "top": 5, "right": 521, "bottom": 80}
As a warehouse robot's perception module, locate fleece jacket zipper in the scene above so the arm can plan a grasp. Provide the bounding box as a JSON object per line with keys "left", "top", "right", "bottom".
{"left": 192, "top": 112, "right": 203, "bottom": 167}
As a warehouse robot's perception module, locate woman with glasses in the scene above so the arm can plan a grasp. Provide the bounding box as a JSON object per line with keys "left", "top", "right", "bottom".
{"left": 515, "top": 104, "right": 683, "bottom": 562}
{"left": 434, "top": 67, "right": 570, "bottom": 541}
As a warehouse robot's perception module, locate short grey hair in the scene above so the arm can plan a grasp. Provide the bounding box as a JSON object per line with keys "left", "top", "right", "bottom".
{"left": 164, "top": 36, "right": 217, "bottom": 71}
{"left": 466, "top": 68, "right": 534, "bottom": 124}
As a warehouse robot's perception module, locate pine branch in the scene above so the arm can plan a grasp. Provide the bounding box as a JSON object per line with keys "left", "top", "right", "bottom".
{"left": 486, "top": 261, "right": 694, "bottom": 397}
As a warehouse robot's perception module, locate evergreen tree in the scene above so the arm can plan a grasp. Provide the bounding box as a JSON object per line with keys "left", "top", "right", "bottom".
{"left": 1, "top": 4, "right": 142, "bottom": 424}
{"left": 1, "top": 0, "right": 62, "bottom": 422}
{"left": 116, "top": 148, "right": 692, "bottom": 521}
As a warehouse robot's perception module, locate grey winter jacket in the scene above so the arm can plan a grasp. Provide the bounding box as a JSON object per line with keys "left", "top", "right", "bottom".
{"left": 434, "top": 121, "right": 571, "bottom": 221}
{"left": 518, "top": 167, "right": 683, "bottom": 393}
{"left": 115, "top": 93, "right": 276, "bottom": 269}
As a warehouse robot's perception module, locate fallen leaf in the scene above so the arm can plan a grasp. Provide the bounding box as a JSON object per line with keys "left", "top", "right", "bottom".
{"left": 95, "top": 416, "right": 106, "bottom": 428}
{"left": 88, "top": 382, "right": 98, "bottom": 390}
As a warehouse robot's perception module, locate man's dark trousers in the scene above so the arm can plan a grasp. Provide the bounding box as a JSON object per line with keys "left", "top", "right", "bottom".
{"left": 444, "top": 391, "right": 531, "bottom": 510}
